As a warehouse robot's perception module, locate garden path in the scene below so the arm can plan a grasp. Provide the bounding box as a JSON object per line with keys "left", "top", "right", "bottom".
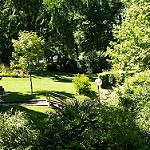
{"left": 0, "top": 99, "right": 49, "bottom": 106}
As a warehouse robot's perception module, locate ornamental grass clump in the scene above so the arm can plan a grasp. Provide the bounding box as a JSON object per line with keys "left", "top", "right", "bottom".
{"left": 73, "top": 74, "right": 91, "bottom": 95}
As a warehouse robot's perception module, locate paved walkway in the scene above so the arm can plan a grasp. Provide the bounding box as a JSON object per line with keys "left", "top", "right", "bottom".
{"left": 0, "top": 99, "right": 49, "bottom": 106}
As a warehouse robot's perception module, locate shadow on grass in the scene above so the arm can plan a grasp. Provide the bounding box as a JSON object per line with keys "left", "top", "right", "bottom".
{"left": 0, "top": 105, "right": 50, "bottom": 130}
{"left": 35, "top": 90, "right": 76, "bottom": 101}
{"left": 1, "top": 91, "right": 36, "bottom": 102}
{"left": 33, "top": 71, "right": 74, "bottom": 83}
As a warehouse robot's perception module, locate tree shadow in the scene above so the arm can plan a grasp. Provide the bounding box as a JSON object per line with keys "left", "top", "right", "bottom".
{"left": 35, "top": 90, "right": 76, "bottom": 101}
{"left": 0, "top": 91, "right": 36, "bottom": 102}
{"left": 33, "top": 71, "right": 74, "bottom": 83}
{"left": 0, "top": 105, "right": 50, "bottom": 130}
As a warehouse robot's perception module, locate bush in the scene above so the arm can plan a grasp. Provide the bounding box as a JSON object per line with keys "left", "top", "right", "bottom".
{"left": 58, "top": 56, "right": 77, "bottom": 73}
{"left": 10, "top": 69, "right": 19, "bottom": 77}
{"left": 0, "top": 86, "right": 5, "bottom": 95}
{"left": 73, "top": 74, "right": 91, "bottom": 94}
{"left": 136, "top": 101, "right": 150, "bottom": 133}
{"left": 0, "top": 64, "right": 29, "bottom": 78}
{"left": 47, "top": 63, "right": 59, "bottom": 71}
{"left": 78, "top": 51, "right": 110, "bottom": 74}
{"left": 0, "top": 110, "right": 38, "bottom": 149}
{"left": 98, "top": 70, "right": 136, "bottom": 88}
{"left": 107, "top": 70, "right": 150, "bottom": 149}
{"left": 64, "top": 59, "right": 77, "bottom": 73}
{"left": 112, "top": 70, "right": 150, "bottom": 110}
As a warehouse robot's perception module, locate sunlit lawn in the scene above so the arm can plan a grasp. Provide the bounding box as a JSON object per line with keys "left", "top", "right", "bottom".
{"left": 0, "top": 71, "right": 98, "bottom": 114}
{"left": 0, "top": 71, "right": 98, "bottom": 102}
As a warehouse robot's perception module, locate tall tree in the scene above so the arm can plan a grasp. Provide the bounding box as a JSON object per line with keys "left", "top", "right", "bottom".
{"left": 0, "top": 0, "right": 44, "bottom": 64}
{"left": 106, "top": 0, "right": 150, "bottom": 70}
{"left": 43, "top": 0, "right": 123, "bottom": 59}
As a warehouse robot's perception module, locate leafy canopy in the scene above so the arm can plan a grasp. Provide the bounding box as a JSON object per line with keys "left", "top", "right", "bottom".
{"left": 106, "top": 0, "right": 150, "bottom": 70}
{"left": 12, "top": 31, "right": 45, "bottom": 72}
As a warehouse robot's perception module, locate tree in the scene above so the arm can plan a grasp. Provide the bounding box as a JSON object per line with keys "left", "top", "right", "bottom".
{"left": 106, "top": 0, "right": 150, "bottom": 70}
{"left": 43, "top": 0, "right": 123, "bottom": 60}
{"left": 0, "top": 0, "right": 44, "bottom": 64}
{"left": 12, "top": 31, "right": 45, "bottom": 94}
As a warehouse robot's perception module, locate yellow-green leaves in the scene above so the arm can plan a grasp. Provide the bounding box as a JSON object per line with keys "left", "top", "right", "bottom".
{"left": 12, "top": 31, "right": 45, "bottom": 72}
{"left": 106, "top": 0, "right": 150, "bottom": 70}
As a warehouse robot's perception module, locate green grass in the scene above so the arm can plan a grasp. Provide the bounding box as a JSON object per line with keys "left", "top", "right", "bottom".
{"left": 0, "top": 71, "right": 98, "bottom": 102}
{"left": 0, "top": 71, "right": 75, "bottom": 101}
{"left": 0, "top": 71, "right": 98, "bottom": 119}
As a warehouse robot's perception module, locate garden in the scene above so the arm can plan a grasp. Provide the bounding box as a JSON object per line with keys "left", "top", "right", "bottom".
{"left": 0, "top": 68, "right": 149, "bottom": 150}
{"left": 0, "top": 0, "right": 149, "bottom": 149}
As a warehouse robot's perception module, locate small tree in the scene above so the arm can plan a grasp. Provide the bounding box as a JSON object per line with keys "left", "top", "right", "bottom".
{"left": 12, "top": 31, "right": 45, "bottom": 94}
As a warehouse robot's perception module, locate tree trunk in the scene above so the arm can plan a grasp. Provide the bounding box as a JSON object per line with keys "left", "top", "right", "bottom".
{"left": 29, "top": 72, "right": 33, "bottom": 94}
{"left": 75, "top": 43, "right": 79, "bottom": 60}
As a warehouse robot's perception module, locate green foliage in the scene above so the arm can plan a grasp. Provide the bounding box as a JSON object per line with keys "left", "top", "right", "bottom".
{"left": 107, "top": 70, "right": 150, "bottom": 146}
{"left": 0, "top": 0, "right": 44, "bottom": 64}
{"left": 108, "top": 70, "right": 150, "bottom": 110}
{"left": 0, "top": 86, "right": 5, "bottom": 95}
{"left": 78, "top": 51, "right": 110, "bottom": 73}
{"left": 12, "top": 30, "right": 45, "bottom": 93}
{"left": 0, "top": 64, "right": 29, "bottom": 78}
{"left": 106, "top": 0, "right": 150, "bottom": 70}
{"left": 43, "top": 0, "right": 123, "bottom": 60}
{"left": 47, "top": 56, "right": 78, "bottom": 73}
{"left": 38, "top": 99, "right": 150, "bottom": 150}
{"left": 98, "top": 70, "right": 136, "bottom": 88}
{"left": 0, "top": 110, "right": 38, "bottom": 149}
{"left": 73, "top": 74, "right": 91, "bottom": 94}
{"left": 12, "top": 31, "right": 45, "bottom": 73}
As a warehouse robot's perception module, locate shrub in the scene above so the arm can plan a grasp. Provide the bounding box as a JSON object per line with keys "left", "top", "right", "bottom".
{"left": 115, "top": 70, "right": 150, "bottom": 110}
{"left": 10, "top": 69, "right": 19, "bottom": 77}
{"left": 64, "top": 59, "right": 77, "bottom": 73}
{"left": 0, "top": 110, "right": 38, "bottom": 149}
{"left": 0, "top": 86, "right": 5, "bottom": 95}
{"left": 78, "top": 51, "right": 110, "bottom": 74}
{"left": 47, "top": 63, "right": 59, "bottom": 71}
{"left": 58, "top": 56, "right": 77, "bottom": 73}
{"left": 73, "top": 74, "right": 91, "bottom": 94}
{"left": 0, "top": 66, "right": 29, "bottom": 78}
{"left": 136, "top": 101, "right": 150, "bottom": 133}
{"left": 107, "top": 70, "right": 150, "bottom": 149}
{"left": 98, "top": 70, "right": 136, "bottom": 88}
{"left": 38, "top": 100, "right": 150, "bottom": 150}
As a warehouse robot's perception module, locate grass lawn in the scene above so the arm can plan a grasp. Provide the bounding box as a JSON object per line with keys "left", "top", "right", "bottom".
{"left": 0, "top": 71, "right": 99, "bottom": 124}
{"left": 0, "top": 71, "right": 98, "bottom": 102}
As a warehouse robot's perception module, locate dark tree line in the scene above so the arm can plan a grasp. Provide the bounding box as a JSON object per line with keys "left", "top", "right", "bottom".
{"left": 0, "top": 0, "right": 123, "bottom": 69}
